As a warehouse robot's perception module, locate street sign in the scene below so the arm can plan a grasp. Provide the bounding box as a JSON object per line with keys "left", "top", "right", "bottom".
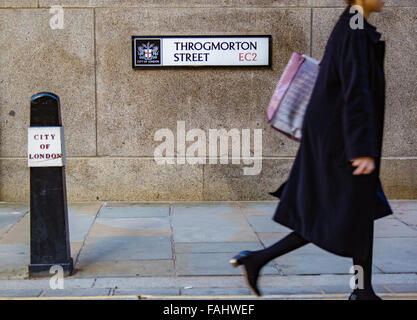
{"left": 132, "top": 35, "right": 271, "bottom": 68}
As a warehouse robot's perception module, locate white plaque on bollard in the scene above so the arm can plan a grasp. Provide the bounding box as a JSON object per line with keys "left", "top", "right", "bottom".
{"left": 28, "top": 126, "right": 66, "bottom": 167}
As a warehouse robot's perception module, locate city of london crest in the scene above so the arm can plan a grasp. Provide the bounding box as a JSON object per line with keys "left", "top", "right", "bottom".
{"left": 134, "top": 38, "right": 161, "bottom": 66}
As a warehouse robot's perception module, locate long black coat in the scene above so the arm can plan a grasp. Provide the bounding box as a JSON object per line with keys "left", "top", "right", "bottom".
{"left": 271, "top": 6, "right": 393, "bottom": 260}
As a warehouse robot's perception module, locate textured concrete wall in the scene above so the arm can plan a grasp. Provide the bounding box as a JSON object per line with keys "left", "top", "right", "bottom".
{"left": 0, "top": 0, "right": 416, "bottom": 201}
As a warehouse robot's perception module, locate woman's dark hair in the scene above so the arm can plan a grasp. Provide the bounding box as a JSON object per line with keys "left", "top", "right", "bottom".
{"left": 344, "top": 0, "right": 355, "bottom": 4}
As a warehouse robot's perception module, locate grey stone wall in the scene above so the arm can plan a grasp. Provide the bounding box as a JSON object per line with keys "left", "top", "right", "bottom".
{"left": 1, "top": 0, "right": 416, "bottom": 201}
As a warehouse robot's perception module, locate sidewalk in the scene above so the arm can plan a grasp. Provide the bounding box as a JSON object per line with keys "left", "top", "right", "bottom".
{"left": 0, "top": 200, "right": 416, "bottom": 299}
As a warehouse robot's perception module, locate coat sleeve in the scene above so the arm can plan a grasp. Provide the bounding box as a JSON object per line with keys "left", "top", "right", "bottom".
{"left": 338, "top": 28, "right": 378, "bottom": 160}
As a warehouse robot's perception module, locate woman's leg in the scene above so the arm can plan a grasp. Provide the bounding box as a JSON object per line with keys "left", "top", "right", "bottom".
{"left": 231, "top": 231, "right": 309, "bottom": 296}
{"left": 351, "top": 222, "right": 380, "bottom": 299}
{"left": 250, "top": 231, "right": 309, "bottom": 267}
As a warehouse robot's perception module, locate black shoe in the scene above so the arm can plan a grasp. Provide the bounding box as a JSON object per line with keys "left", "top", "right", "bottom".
{"left": 348, "top": 290, "right": 382, "bottom": 300}
{"left": 230, "top": 251, "right": 262, "bottom": 296}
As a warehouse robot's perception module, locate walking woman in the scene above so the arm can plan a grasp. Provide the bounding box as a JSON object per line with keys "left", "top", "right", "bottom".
{"left": 231, "top": 0, "right": 392, "bottom": 300}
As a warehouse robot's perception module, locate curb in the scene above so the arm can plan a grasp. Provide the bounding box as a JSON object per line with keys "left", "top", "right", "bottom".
{"left": 1, "top": 292, "right": 417, "bottom": 300}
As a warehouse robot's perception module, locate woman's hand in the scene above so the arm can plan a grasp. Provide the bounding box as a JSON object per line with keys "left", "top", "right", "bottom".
{"left": 350, "top": 157, "right": 375, "bottom": 175}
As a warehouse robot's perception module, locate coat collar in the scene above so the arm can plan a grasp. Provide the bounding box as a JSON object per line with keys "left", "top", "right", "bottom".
{"left": 341, "top": 5, "right": 382, "bottom": 44}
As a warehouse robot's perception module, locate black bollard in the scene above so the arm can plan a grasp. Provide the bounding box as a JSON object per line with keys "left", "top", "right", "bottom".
{"left": 28, "top": 92, "right": 73, "bottom": 277}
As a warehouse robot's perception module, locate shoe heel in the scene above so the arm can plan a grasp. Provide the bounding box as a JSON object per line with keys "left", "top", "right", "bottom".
{"left": 229, "top": 258, "right": 240, "bottom": 267}
{"left": 230, "top": 251, "right": 252, "bottom": 267}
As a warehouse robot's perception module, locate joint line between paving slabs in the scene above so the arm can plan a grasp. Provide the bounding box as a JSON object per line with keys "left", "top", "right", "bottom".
{"left": 0, "top": 210, "right": 28, "bottom": 242}
{"left": 392, "top": 214, "right": 417, "bottom": 231}
{"left": 316, "top": 286, "right": 326, "bottom": 294}
{"left": 169, "top": 205, "right": 177, "bottom": 277}
{"left": 245, "top": 211, "right": 284, "bottom": 276}
{"left": 72, "top": 202, "right": 104, "bottom": 274}
{"left": 382, "top": 284, "right": 394, "bottom": 293}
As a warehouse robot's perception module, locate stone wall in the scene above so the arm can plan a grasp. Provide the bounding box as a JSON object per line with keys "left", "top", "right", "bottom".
{"left": 1, "top": 0, "right": 416, "bottom": 201}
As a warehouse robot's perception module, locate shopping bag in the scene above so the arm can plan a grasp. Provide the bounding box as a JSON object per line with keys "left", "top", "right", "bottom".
{"left": 266, "top": 52, "right": 320, "bottom": 142}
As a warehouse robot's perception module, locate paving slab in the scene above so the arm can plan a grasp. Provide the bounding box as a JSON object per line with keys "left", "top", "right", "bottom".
{"left": 0, "top": 289, "right": 42, "bottom": 298}
{"left": 183, "top": 287, "right": 251, "bottom": 296}
{"left": 385, "top": 283, "right": 417, "bottom": 293}
{"left": 70, "top": 241, "right": 84, "bottom": 262}
{"left": 0, "top": 215, "right": 29, "bottom": 245}
{"left": 0, "top": 210, "right": 25, "bottom": 228}
{"left": 175, "top": 252, "right": 279, "bottom": 276}
{"left": 0, "top": 201, "right": 417, "bottom": 296}
{"left": 272, "top": 244, "right": 376, "bottom": 275}
{"left": 261, "top": 237, "right": 382, "bottom": 274}
{"left": 174, "top": 242, "right": 263, "bottom": 254}
{"left": 171, "top": 205, "right": 233, "bottom": 215}
{"left": 246, "top": 216, "right": 292, "bottom": 233}
{"left": 88, "top": 219, "right": 171, "bottom": 238}
{"left": 257, "top": 232, "right": 291, "bottom": 247}
{"left": 105, "top": 202, "right": 171, "bottom": 207}
{"left": 95, "top": 217, "right": 170, "bottom": 231}
{"left": 0, "top": 244, "right": 29, "bottom": 278}
{"left": 372, "top": 273, "right": 417, "bottom": 285}
{"left": 0, "top": 213, "right": 25, "bottom": 239}
{"left": 98, "top": 206, "right": 170, "bottom": 218}
{"left": 241, "top": 203, "right": 277, "bottom": 216}
{"left": 390, "top": 200, "right": 417, "bottom": 212}
{"left": 319, "top": 284, "right": 390, "bottom": 294}
{"left": 75, "top": 260, "right": 174, "bottom": 277}
{"left": 0, "top": 204, "right": 27, "bottom": 239}
{"left": 68, "top": 203, "right": 102, "bottom": 216}
{"left": 0, "top": 203, "right": 29, "bottom": 214}
{"left": 374, "top": 217, "right": 417, "bottom": 237}
{"left": 42, "top": 288, "right": 111, "bottom": 297}
{"left": 172, "top": 208, "right": 258, "bottom": 242}
{"left": 114, "top": 288, "right": 180, "bottom": 296}
{"left": 68, "top": 214, "right": 96, "bottom": 242}
{"left": 88, "top": 274, "right": 417, "bottom": 291}
{"left": 77, "top": 236, "right": 172, "bottom": 263}
{"left": 373, "top": 237, "right": 417, "bottom": 273}
{"left": 394, "top": 211, "right": 417, "bottom": 227}
{"left": 260, "top": 286, "right": 322, "bottom": 295}
{"left": 0, "top": 278, "right": 95, "bottom": 290}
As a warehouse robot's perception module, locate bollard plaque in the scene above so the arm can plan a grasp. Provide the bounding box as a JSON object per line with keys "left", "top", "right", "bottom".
{"left": 28, "top": 126, "right": 66, "bottom": 167}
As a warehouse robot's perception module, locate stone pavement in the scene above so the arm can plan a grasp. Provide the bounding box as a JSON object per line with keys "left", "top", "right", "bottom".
{"left": 0, "top": 200, "right": 417, "bottom": 299}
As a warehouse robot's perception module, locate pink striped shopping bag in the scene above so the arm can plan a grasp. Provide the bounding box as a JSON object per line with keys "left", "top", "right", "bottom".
{"left": 266, "top": 52, "right": 320, "bottom": 142}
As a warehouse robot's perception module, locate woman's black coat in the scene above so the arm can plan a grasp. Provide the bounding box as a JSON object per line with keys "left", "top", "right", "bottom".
{"left": 271, "top": 6, "right": 393, "bottom": 260}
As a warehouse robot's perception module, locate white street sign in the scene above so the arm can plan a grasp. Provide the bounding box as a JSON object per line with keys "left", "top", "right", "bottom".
{"left": 132, "top": 36, "right": 271, "bottom": 68}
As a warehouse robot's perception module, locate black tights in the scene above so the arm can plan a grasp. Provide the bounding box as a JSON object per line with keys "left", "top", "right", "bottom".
{"left": 352, "top": 222, "right": 376, "bottom": 297}
{"left": 250, "top": 232, "right": 309, "bottom": 267}
{"left": 250, "top": 228, "right": 376, "bottom": 295}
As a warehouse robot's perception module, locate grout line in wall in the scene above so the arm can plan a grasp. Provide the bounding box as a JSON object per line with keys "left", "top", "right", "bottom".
{"left": 2, "top": 156, "right": 417, "bottom": 160}
{"left": 93, "top": 8, "right": 98, "bottom": 157}
{"left": 1, "top": 6, "right": 416, "bottom": 10}
{"left": 310, "top": 7, "right": 313, "bottom": 57}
